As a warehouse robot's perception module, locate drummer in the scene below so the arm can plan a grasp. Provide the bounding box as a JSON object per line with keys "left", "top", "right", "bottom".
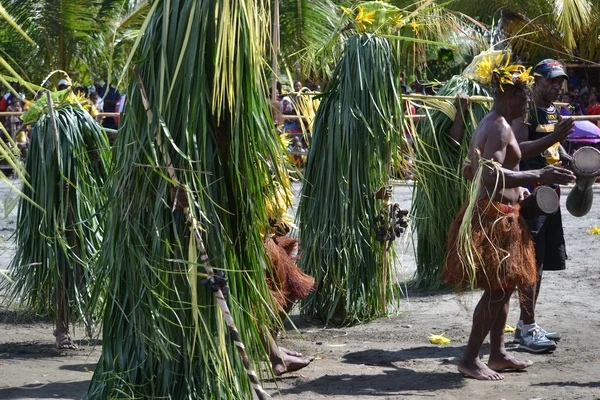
{"left": 512, "top": 59, "right": 575, "bottom": 353}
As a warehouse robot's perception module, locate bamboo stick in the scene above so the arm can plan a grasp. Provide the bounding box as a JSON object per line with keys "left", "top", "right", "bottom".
{"left": 403, "top": 93, "right": 570, "bottom": 108}
{"left": 0, "top": 112, "right": 120, "bottom": 117}
{"left": 562, "top": 115, "right": 600, "bottom": 121}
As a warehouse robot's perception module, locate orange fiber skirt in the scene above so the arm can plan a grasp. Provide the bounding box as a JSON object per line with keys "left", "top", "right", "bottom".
{"left": 265, "top": 235, "right": 314, "bottom": 315}
{"left": 442, "top": 200, "right": 537, "bottom": 291}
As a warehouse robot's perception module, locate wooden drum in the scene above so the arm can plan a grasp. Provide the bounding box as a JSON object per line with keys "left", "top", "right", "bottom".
{"left": 520, "top": 185, "right": 559, "bottom": 220}
{"left": 567, "top": 146, "right": 600, "bottom": 217}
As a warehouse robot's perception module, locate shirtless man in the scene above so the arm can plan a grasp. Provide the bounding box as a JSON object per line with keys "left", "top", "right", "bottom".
{"left": 443, "top": 64, "right": 575, "bottom": 380}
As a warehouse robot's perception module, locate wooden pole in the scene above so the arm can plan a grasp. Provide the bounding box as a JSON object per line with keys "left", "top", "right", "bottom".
{"left": 562, "top": 115, "right": 600, "bottom": 121}
{"left": 271, "top": 0, "right": 280, "bottom": 102}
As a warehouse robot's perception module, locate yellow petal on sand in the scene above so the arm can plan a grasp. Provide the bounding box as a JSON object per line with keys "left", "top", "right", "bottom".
{"left": 504, "top": 324, "right": 516, "bottom": 333}
{"left": 429, "top": 333, "right": 451, "bottom": 345}
{"left": 588, "top": 226, "right": 600, "bottom": 234}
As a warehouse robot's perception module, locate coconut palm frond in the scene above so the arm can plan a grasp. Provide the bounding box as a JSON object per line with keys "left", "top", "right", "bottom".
{"left": 0, "top": 0, "right": 143, "bottom": 83}
{"left": 279, "top": 0, "right": 343, "bottom": 83}
{"left": 554, "top": 0, "right": 592, "bottom": 50}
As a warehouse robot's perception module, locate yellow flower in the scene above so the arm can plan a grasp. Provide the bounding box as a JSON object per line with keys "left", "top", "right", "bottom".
{"left": 473, "top": 54, "right": 495, "bottom": 85}
{"left": 389, "top": 11, "right": 405, "bottom": 27}
{"left": 410, "top": 20, "right": 421, "bottom": 33}
{"left": 516, "top": 66, "right": 534, "bottom": 87}
{"left": 429, "top": 333, "right": 451, "bottom": 345}
{"left": 355, "top": 6, "right": 376, "bottom": 33}
{"left": 588, "top": 226, "right": 600, "bottom": 234}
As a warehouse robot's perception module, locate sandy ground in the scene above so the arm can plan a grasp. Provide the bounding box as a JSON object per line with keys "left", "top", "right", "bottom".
{"left": 1, "top": 180, "right": 600, "bottom": 400}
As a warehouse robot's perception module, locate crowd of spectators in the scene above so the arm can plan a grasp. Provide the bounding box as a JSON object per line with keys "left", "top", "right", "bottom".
{"left": 560, "top": 76, "right": 600, "bottom": 121}
{"left": 274, "top": 80, "right": 321, "bottom": 167}
{"left": 0, "top": 78, "right": 125, "bottom": 169}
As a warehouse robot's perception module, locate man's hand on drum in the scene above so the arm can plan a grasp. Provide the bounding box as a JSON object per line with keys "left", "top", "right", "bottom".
{"left": 551, "top": 118, "right": 575, "bottom": 142}
{"left": 539, "top": 163, "right": 576, "bottom": 185}
{"left": 518, "top": 187, "right": 531, "bottom": 202}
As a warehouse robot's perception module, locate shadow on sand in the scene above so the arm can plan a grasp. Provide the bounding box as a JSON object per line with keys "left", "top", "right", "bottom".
{"left": 0, "top": 380, "right": 89, "bottom": 399}
{"left": 0, "top": 339, "right": 101, "bottom": 360}
{"left": 276, "top": 367, "right": 465, "bottom": 397}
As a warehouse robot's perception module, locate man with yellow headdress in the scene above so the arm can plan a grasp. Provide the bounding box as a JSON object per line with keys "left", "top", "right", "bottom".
{"left": 442, "top": 58, "right": 575, "bottom": 380}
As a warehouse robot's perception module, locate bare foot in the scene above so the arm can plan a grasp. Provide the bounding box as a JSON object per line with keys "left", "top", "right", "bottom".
{"left": 458, "top": 358, "right": 504, "bottom": 381}
{"left": 272, "top": 347, "right": 315, "bottom": 376}
{"left": 279, "top": 347, "right": 303, "bottom": 357}
{"left": 488, "top": 350, "right": 533, "bottom": 372}
{"left": 54, "top": 329, "right": 78, "bottom": 350}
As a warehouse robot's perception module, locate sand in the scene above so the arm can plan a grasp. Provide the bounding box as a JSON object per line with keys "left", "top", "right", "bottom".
{"left": 1, "top": 180, "right": 600, "bottom": 400}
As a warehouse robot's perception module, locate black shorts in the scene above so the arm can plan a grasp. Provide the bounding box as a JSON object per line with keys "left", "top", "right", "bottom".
{"left": 526, "top": 208, "right": 567, "bottom": 277}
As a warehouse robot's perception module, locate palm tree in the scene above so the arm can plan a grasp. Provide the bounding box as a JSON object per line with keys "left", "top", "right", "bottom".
{"left": 448, "top": 0, "right": 600, "bottom": 63}
{"left": 0, "top": 0, "right": 148, "bottom": 84}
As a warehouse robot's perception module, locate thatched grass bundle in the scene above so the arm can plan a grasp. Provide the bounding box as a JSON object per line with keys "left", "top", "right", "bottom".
{"left": 411, "top": 75, "right": 491, "bottom": 290}
{"left": 87, "top": 0, "right": 290, "bottom": 398}
{"left": 298, "top": 34, "right": 403, "bottom": 326}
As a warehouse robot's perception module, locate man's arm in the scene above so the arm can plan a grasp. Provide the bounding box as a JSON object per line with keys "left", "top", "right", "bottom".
{"left": 558, "top": 144, "right": 572, "bottom": 165}
{"left": 480, "top": 121, "right": 574, "bottom": 188}
{"left": 448, "top": 94, "right": 469, "bottom": 146}
{"left": 512, "top": 117, "right": 574, "bottom": 159}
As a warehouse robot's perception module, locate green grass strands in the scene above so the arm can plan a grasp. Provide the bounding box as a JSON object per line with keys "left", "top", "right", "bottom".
{"left": 87, "top": 0, "right": 287, "bottom": 398}
{"left": 411, "top": 75, "right": 490, "bottom": 290}
{"left": 298, "top": 34, "right": 403, "bottom": 326}
{"left": 3, "top": 103, "right": 110, "bottom": 325}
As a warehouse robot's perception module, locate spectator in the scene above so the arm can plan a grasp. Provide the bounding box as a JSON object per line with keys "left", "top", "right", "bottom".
{"left": 586, "top": 93, "right": 600, "bottom": 125}
{"left": 579, "top": 78, "right": 589, "bottom": 95}
{"left": 57, "top": 79, "right": 70, "bottom": 91}
{"left": 561, "top": 93, "right": 582, "bottom": 115}
{"left": 97, "top": 77, "right": 121, "bottom": 130}
{"left": 4, "top": 98, "right": 24, "bottom": 142}
{"left": 0, "top": 82, "right": 25, "bottom": 114}
{"left": 580, "top": 92, "right": 590, "bottom": 113}
{"left": 294, "top": 81, "right": 302, "bottom": 93}
{"left": 74, "top": 85, "right": 89, "bottom": 97}
{"left": 281, "top": 96, "right": 294, "bottom": 115}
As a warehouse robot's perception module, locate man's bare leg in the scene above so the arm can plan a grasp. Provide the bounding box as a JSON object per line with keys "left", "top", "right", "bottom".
{"left": 264, "top": 331, "right": 313, "bottom": 376}
{"left": 458, "top": 290, "right": 509, "bottom": 380}
{"left": 488, "top": 289, "right": 532, "bottom": 371}
{"left": 55, "top": 283, "right": 77, "bottom": 349}
{"left": 519, "top": 277, "right": 542, "bottom": 324}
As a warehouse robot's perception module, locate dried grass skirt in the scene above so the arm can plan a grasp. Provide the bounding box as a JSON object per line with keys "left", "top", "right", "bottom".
{"left": 442, "top": 200, "right": 537, "bottom": 291}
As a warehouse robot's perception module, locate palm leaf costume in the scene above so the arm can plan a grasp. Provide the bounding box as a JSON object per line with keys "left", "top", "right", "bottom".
{"left": 87, "top": 0, "right": 289, "bottom": 398}
{"left": 4, "top": 102, "right": 110, "bottom": 325}
{"left": 411, "top": 54, "right": 494, "bottom": 290}
{"left": 297, "top": 33, "right": 403, "bottom": 325}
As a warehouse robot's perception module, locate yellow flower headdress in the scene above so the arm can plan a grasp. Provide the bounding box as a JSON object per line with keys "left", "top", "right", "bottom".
{"left": 341, "top": 2, "right": 405, "bottom": 34}
{"left": 471, "top": 51, "right": 534, "bottom": 92}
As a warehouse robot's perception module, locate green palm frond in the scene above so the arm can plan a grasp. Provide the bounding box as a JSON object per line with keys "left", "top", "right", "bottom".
{"left": 448, "top": 0, "right": 600, "bottom": 62}
{"left": 0, "top": 0, "right": 143, "bottom": 83}
{"left": 554, "top": 0, "right": 592, "bottom": 49}
{"left": 279, "top": 0, "right": 343, "bottom": 83}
